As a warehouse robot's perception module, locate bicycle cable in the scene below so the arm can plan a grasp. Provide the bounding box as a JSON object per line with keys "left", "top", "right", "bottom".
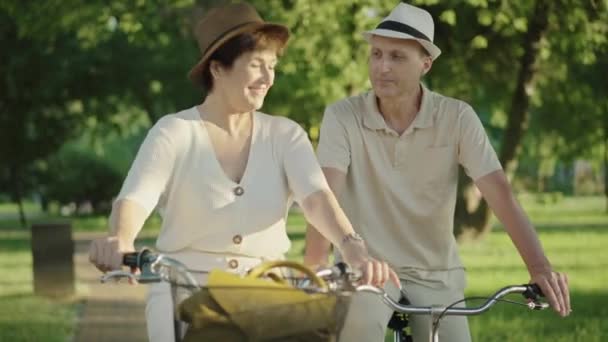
{"left": 431, "top": 296, "right": 535, "bottom": 337}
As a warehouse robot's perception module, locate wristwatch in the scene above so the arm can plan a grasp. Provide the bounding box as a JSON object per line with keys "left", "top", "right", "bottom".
{"left": 340, "top": 232, "right": 365, "bottom": 246}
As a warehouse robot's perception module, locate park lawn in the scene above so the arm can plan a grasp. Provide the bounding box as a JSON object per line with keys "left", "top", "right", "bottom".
{"left": 462, "top": 223, "right": 608, "bottom": 342}
{"left": 0, "top": 203, "right": 162, "bottom": 232}
{"left": 0, "top": 196, "right": 606, "bottom": 341}
{"left": 0, "top": 230, "right": 76, "bottom": 342}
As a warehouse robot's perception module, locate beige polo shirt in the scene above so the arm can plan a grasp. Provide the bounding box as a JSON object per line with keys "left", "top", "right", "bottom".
{"left": 117, "top": 107, "right": 329, "bottom": 268}
{"left": 317, "top": 84, "right": 502, "bottom": 285}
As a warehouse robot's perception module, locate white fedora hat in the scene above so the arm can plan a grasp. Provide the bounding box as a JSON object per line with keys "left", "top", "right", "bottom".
{"left": 363, "top": 2, "right": 441, "bottom": 60}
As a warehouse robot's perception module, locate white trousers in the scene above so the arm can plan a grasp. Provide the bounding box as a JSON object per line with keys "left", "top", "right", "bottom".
{"left": 144, "top": 251, "right": 267, "bottom": 342}
{"left": 338, "top": 269, "right": 472, "bottom": 342}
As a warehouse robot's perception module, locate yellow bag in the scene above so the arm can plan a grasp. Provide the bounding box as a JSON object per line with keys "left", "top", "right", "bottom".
{"left": 179, "top": 261, "right": 349, "bottom": 341}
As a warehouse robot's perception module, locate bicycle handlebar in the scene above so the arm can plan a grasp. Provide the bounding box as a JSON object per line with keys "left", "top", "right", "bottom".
{"left": 102, "top": 250, "right": 548, "bottom": 316}
{"left": 356, "top": 284, "right": 548, "bottom": 317}
{"left": 101, "top": 249, "right": 200, "bottom": 289}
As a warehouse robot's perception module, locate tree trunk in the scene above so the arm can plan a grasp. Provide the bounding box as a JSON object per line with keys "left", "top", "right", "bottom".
{"left": 454, "top": 0, "right": 551, "bottom": 240}
{"left": 9, "top": 164, "right": 27, "bottom": 228}
{"left": 604, "top": 103, "right": 608, "bottom": 213}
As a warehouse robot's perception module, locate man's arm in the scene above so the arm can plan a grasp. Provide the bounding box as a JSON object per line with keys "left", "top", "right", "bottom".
{"left": 300, "top": 167, "right": 399, "bottom": 287}
{"left": 304, "top": 167, "right": 347, "bottom": 268}
{"left": 475, "top": 169, "right": 571, "bottom": 317}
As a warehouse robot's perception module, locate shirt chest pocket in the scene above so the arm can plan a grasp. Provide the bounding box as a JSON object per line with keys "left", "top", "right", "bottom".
{"left": 398, "top": 145, "right": 458, "bottom": 190}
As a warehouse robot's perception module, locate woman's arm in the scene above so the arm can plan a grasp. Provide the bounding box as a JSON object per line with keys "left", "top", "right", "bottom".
{"left": 300, "top": 186, "right": 399, "bottom": 287}
{"left": 88, "top": 199, "right": 148, "bottom": 272}
{"left": 89, "top": 117, "right": 177, "bottom": 273}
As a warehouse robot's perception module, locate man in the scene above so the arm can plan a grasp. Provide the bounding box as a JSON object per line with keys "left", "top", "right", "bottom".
{"left": 304, "top": 2, "right": 571, "bottom": 341}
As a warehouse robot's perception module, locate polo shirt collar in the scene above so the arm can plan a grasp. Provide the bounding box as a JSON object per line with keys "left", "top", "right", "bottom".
{"left": 363, "top": 83, "right": 435, "bottom": 133}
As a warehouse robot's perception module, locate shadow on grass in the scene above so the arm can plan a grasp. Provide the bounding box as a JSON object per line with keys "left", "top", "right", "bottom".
{"left": 467, "top": 290, "right": 607, "bottom": 342}
{"left": 534, "top": 224, "right": 608, "bottom": 234}
{"left": 0, "top": 290, "right": 77, "bottom": 339}
{"left": 0, "top": 322, "right": 72, "bottom": 342}
{"left": 0, "top": 236, "right": 31, "bottom": 252}
{"left": 466, "top": 263, "right": 608, "bottom": 273}
{"left": 488, "top": 223, "right": 607, "bottom": 236}
{"left": 0, "top": 292, "right": 35, "bottom": 300}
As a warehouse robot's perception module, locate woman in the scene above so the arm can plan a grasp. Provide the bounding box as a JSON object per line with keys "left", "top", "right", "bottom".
{"left": 89, "top": 2, "right": 398, "bottom": 341}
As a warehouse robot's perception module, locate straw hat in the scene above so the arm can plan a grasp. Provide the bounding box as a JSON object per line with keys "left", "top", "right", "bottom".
{"left": 188, "top": 2, "right": 290, "bottom": 86}
{"left": 363, "top": 2, "right": 441, "bottom": 60}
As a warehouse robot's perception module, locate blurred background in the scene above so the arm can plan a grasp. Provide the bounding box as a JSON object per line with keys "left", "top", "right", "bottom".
{"left": 1, "top": 0, "right": 607, "bottom": 341}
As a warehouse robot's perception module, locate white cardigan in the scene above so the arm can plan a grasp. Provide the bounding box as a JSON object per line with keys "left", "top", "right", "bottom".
{"left": 117, "top": 106, "right": 328, "bottom": 260}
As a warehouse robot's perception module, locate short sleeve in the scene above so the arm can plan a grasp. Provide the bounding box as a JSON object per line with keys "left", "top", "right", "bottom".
{"left": 116, "top": 117, "right": 177, "bottom": 214}
{"left": 458, "top": 107, "right": 502, "bottom": 180}
{"left": 282, "top": 124, "right": 330, "bottom": 204}
{"left": 316, "top": 106, "right": 351, "bottom": 173}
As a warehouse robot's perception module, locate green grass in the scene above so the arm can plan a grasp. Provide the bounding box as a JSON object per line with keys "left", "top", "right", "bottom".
{"left": 1, "top": 196, "right": 607, "bottom": 341}
{"left": 461, "top": 224, "right": 608, "bottom": 341}
{"left": 0, "top": 230, "right": 77, "bottom": 342}
{"left": 515, "top": 194, "right": 607, "bottom": 226}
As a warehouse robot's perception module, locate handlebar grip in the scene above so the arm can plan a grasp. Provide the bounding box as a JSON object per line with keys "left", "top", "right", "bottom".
{"left": 334, "top": 262, "right": 349, "bottom": 275}
{"left": 530, "top": 284, "right": 544, "bottom": 297}
{"left": 523, "top": 283, "right": 545, "bottom": 301}
{"left": 122, "top": 252, "right": 140, "bottom": 268}
{"left": 122, "top": 249, "right": 155, "bottom": 268}
{"left": 334, "top": 262, "right": 364, "bottom": 280}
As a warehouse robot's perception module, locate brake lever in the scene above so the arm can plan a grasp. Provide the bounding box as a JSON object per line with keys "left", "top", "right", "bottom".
{"left": 100, "top": 270, "right": 139, "bottom": 283}
{"left": 100, "top": 268, "right": 162, "bottom": 284}
{"left": 522, "top": 283, "right": 548, "bottom": 310}
{"left": 527, "top": 301, "right": 550, "bottom": 310}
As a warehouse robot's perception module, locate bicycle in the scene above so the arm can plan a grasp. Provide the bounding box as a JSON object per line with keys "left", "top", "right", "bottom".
{"left": 101, "top": 249, "right": 549, "bottom": 342}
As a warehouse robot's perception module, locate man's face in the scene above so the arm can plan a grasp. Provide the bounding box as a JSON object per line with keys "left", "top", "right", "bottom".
{"left": 368, "top": 35, "right": 432, "bottom": 99}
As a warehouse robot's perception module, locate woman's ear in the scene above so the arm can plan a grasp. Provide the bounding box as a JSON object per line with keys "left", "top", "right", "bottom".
{"left": 209, "top": 60, "right": 222, "bottom": 79}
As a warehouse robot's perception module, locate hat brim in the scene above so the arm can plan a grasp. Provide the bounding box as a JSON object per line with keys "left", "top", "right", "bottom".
{"left": 188, "top": 22, "right": 290, "bottom": 87}
{"left": 363, "top": 29, "right": 441, "bottom": 60}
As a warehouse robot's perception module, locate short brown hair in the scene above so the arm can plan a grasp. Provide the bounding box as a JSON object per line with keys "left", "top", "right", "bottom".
{"left": 201, "top": 30, "right": 286, "bottom": 92}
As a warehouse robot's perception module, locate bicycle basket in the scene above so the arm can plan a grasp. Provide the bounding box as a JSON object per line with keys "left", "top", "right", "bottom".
{"left": 178, "top": 261, "right": 351, "bottom": 341}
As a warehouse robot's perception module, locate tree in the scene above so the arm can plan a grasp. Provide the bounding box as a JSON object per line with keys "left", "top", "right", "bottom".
{"left": 3, "top": 0, "right": 606, "bottom": 231}
{"left": 0, "top": 0, "right": 200, "bottom": 226}
{"left": 419, "top": 0, "right": 608, "bottom": 238}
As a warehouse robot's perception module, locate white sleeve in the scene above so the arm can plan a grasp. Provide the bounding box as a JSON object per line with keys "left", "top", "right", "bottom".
{"left": 282, "top": 124, "right": 330, "bottom": 204}
{"left": 116, "top": 117, "right": 177, "bottom": 214}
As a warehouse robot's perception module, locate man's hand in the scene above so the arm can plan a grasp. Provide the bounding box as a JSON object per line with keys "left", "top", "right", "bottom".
{"left": 530, "top": 269, "right": 571, "bottom": 317}
{"left": 340, "top": 239, "right": 400, "bottom": 288}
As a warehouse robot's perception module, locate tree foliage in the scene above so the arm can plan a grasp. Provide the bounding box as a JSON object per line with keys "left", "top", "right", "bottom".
{"left": 2, "top": 0, "right": 607, "bottom": 228}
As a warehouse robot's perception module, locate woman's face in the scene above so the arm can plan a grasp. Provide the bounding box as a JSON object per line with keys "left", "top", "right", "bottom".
{"left": 213, "top": 48, "right": 277, "bottom": 113}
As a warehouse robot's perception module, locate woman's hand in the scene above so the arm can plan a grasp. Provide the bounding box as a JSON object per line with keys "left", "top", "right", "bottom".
{"left": 530, "top": 269, "right": 571, "bottom": 317}
{"left": 88, "top": 236, "right": 134, "bottom": 273}
{"left": 340, "top": 238, "right": 400, "bottom": 288}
